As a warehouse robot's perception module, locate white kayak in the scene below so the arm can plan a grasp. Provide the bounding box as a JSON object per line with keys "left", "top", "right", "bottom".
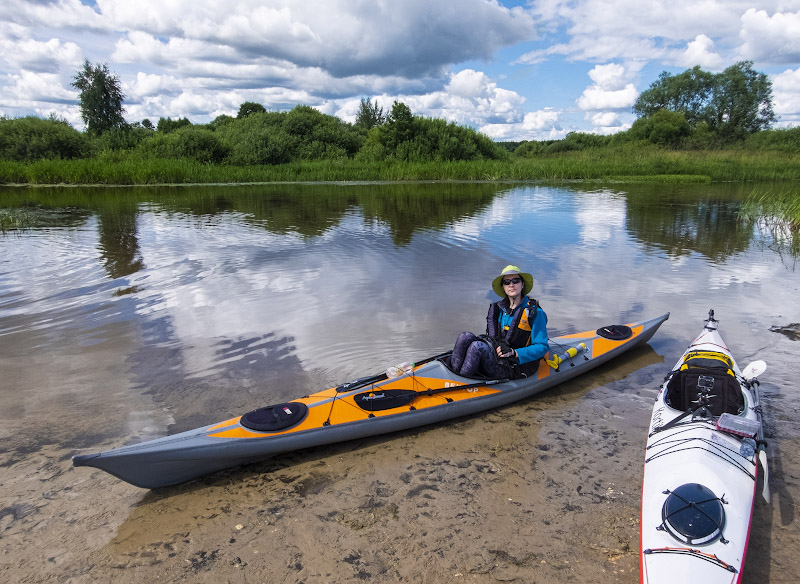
{"left": 640, "top": 310, "right": 769, "bottom": 584}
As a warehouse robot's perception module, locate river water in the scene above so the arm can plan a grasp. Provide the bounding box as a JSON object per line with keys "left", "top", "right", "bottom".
{"left": 1, "top": 182, "right": 798, "bottom": 583}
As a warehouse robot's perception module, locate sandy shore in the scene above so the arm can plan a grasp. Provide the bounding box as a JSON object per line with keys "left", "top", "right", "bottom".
{"left": 1, "top": 348, "right": 797, "bottom": 584}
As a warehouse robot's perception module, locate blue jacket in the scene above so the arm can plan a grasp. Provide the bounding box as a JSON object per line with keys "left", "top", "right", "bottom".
{"left": 487, "top": 296, "right": 549, "bottom": 365}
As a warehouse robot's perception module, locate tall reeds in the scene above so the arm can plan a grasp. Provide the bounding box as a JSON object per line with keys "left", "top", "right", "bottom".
{"left": 739, "top": 186, "right": 800, "bottom": 261}
{"left": 1, "top": 149, "right": 799, "bottom": 185}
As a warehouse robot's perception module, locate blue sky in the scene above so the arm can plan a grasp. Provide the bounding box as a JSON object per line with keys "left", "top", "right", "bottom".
{"left": 1, "top": 1, "right": 799, "bottom": 140}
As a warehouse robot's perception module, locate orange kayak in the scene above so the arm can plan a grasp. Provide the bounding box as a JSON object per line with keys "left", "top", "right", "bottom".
{"left": 74, "top": 313, "right": 669, "bottom": 488}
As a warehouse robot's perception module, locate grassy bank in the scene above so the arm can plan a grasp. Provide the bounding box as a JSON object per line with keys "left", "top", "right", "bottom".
{"left": 1, "top": 148, "right": 799, "bottom": 185}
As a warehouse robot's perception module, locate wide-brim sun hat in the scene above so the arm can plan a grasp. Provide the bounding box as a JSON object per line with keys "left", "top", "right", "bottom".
{"left": 492, "top": 264, "right": 534, "bottom": 297}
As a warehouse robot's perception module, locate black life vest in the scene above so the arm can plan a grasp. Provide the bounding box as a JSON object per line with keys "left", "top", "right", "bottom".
{"left": 486, "top": 297, "right": 539, "bottom": 350}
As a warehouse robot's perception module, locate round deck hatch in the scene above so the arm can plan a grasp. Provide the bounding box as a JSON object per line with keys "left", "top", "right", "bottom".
{"left": 660, "top": 483, "right": 726, "bottom": 545}
{"left": 241, "top": 402, "right": 308, "bottom": 431}
{"left": 596, "top": 325, "right": 632, "bottom": 340}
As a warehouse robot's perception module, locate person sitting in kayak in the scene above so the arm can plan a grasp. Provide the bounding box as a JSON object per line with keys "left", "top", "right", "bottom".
{"left": 450, "top": 264, "right": 549, "bottom": 379}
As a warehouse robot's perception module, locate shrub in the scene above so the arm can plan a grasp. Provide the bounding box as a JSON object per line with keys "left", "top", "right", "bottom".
{"left": 365, "top": 105, "right": 506, "bottom": 162}
{"left": 157, "top": 117, "right": 192, "bottom": 133}
{"left": 514, "top": 140, "right": 551, "bottom": 157}
{"left": 95, "top": 124, "right": 153, "bottom": 151}
{"left": 216, "top": 112, "right": 295, "bottom": 165}
{"left": 136, "top": 126, "right": 228, "bottom": 163}
{"left": 214, "top": 106, "right": 364, "bottom": 165}
{"left": 628, "top": 109, "right": 691, "bottom": 147}
{"left": 0, "top": 116, "right": 90, "bottom": 161}
{"left": 354, "top": 128, "right": 386, "bottom": 162}
{"left": 515, "top": 133, "right": 612, "bottom": 156}
{"left": 744, "top": 127, "right": 800, "bottom": 153}
{"left": 675, "top": 122, "right": 717, "bottom": 150}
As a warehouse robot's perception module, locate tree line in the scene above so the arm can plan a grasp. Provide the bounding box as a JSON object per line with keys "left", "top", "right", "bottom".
{"left": 1, "top": 60, "right": 798, "bottom": 165}
{"left": 517, "top": 61, "right": 798, "bottom": 156}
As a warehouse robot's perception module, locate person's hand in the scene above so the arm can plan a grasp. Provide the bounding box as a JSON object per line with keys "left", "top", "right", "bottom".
{"left": 496, "top": 346, "right": 516, "bottom": 358}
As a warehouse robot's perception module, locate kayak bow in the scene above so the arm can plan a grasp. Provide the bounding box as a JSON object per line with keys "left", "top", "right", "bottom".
{"left": 74, "top": 313, "right": 669, "bottom": 489}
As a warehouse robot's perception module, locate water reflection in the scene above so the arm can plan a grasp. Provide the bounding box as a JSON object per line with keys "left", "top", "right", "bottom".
{"left": 624, "top": 183, "right": 754, "bottom": 261}
{"left": 2, "top": 182, "right": 799, "bottom": 408}
{"left": 3, "top": 182, "right": 790, "bottom": 266}
{"left": 97, "top": 201, "right": 144, "bottom": 280}
{"left": 1, "top": 182, "right": 499, "bottom": 239}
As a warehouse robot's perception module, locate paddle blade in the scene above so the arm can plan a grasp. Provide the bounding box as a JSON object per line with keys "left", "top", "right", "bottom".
{"left": 354, "top": 379, "right": 508, "bottom": 411}
{"left": 742, "top": 359, "right": 767, "bottom": 381}
{"left": 759, "top": 448, "right": 771, "bottom": 503}
{"left": 354, "top": 389, "right": 418, "bottom": 411}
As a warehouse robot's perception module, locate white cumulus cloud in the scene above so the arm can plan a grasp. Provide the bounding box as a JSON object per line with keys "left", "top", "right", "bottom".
{"left": 447, "top": 69, "right": 495, "bottom": 99}
{"left": 98, "top": 0, "right": 536, "bottom": 78}
{"left": 577, "top": 64, "right": 639, "bottom": 111}
{"left": 738, "top": 8, "right": 800, "bottom": 64}
{"left": 480, "top": 109, "right": 563, "bottom": 141}
{"left": 772, "top": 66, "right": 800, "bottom": 126}
{"left": 675, "top": 34, "right": 725, "bottom": 69}
{"left": 336, "top": 69, "right": 529, "bottom": 132}
{"left": 588, "top": 63, "right": 631, "bottom": 91}
{"left": 0, "top": 36, "right": 83, "bottom": 75}
{"left": 1, "top": 1, "right": 800, "bottom": 136}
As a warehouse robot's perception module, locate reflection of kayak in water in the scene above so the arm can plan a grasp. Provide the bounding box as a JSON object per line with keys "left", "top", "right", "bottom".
{"left": 73, "top": 313, "right": 669, "bottom": 489}
{"left": 640, "top": 310, "right": 769, "bottom": 584}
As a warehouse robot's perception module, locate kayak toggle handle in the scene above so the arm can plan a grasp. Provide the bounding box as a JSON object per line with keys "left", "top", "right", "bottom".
{"left": 704, "top": 309, "right": 718, "bottom": 330}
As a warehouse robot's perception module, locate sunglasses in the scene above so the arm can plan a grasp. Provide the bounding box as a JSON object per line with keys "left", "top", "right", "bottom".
{"left": 501, "top": 277, "right": 522, "bottom": 285}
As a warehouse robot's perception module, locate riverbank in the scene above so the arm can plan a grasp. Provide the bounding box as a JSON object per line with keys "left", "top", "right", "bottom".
{"left": 1, "top": 149, "right": 799, "bottom": 186}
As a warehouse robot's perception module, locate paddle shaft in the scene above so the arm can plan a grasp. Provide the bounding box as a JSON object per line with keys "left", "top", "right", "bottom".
{"left": 751, "top": 376, "right": 771, "bottom": 503}
{"left": 336, "top": 351, "right": 452, "bottom": 393}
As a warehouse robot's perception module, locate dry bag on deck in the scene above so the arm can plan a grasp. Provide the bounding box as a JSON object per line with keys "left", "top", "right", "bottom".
{"left": 665, "top": 351, "right": 743, "bottom": 416}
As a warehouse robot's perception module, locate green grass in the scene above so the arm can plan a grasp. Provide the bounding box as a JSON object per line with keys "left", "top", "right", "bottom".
{"left": 1, "top": 148, "right": 799, "bottom": 185}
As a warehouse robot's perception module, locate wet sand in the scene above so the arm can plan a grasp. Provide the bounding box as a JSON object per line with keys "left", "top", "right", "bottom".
{"left": 3, "top": 345, "right": 798, "bottom": 584}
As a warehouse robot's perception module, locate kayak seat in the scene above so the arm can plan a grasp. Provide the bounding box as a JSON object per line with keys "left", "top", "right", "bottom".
{"left": 664, "top": 367, "right": 744, "bottom": 416}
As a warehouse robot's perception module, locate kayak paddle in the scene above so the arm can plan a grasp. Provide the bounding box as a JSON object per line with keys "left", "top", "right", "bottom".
{"left": 741, "top": 359, "right": 770, "bottom": 503}
{"left": 741, "top": 359, "right": 767, "bottom": 381}
{"left": 354, "top": 378, "right": 509, "bottom": 412}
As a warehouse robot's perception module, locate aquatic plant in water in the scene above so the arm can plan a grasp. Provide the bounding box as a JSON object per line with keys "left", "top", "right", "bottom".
{"left": 740, "top": 187, "right": 800, "bottom": 265}
{"left": 0, "top": 209, "right": 33, "bottom": 232}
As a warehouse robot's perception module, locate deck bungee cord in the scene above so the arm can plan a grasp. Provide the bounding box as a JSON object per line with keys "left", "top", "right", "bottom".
{"left": 645, "top": 426, "right": 757, "bottom": 480}
{"left": 320, "top": 352, "right": 452, "bottom": 424}
{"left": 642, "top": 548, "right": 737, "bottom": 574}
